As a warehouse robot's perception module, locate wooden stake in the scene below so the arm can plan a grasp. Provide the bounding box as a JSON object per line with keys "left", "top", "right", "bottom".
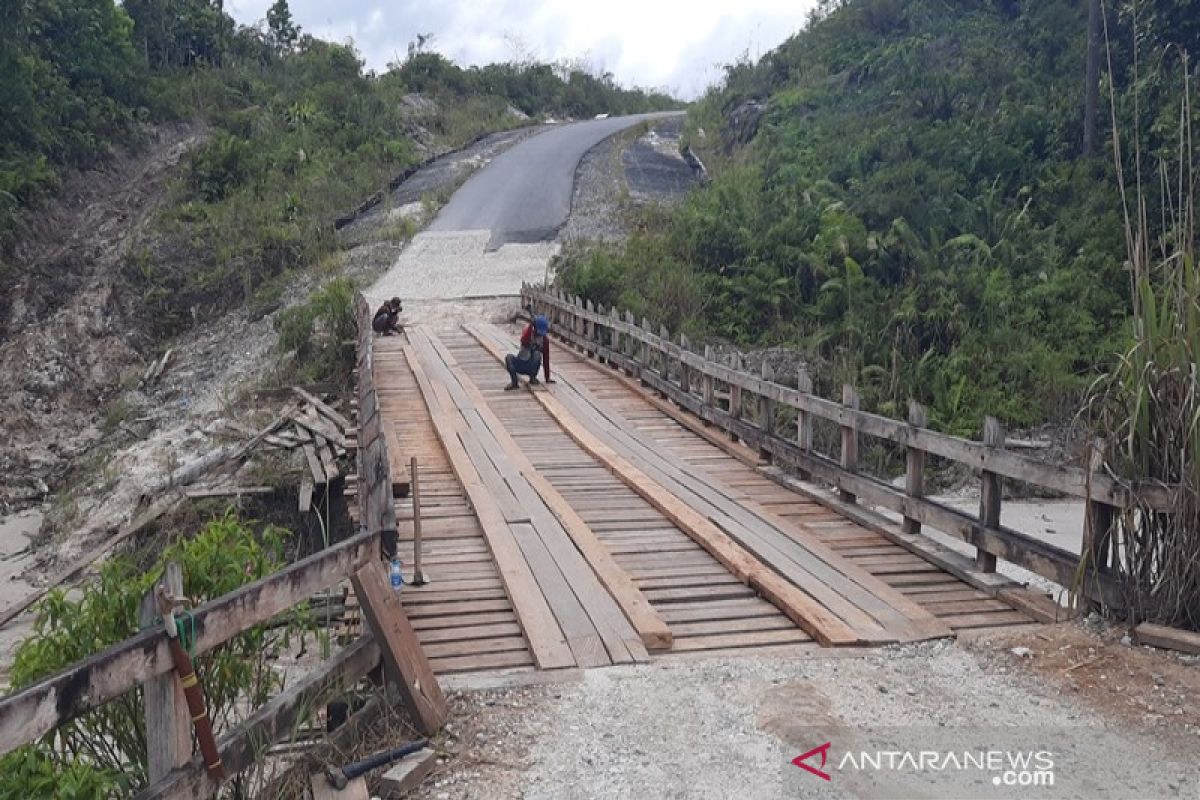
{"left": 140, "top": 563, "right": 190, "bottom": 784}
{"left": 410, "top": 456, "right": 427, "bottom": 585}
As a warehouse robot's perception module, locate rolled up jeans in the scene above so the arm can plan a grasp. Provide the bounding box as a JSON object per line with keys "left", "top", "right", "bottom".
{"left": 506, "top": 352, "right": 541, "bottom": 382}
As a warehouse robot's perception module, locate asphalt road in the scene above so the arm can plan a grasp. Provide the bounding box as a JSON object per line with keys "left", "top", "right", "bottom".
{"left": 430, "top": 112, "right": 682, "bottom": 247}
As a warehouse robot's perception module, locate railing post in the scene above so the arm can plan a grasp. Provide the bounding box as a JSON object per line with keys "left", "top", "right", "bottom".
{"left": 729, "top": 353, "right": 743, "bottom": 443}
{"left": 640, "top": 317, "right": 652, "bottom": 382}
{"left": 141, "top": 562, "right": 190, "bottom": 783}
{"left": 1084, "top": 436, "right": 1114, "bottom": 574}
{"left": 658, "top": 325, "right": 671, "bottom": 395}
{"left": 627, "top": 311, "right": 640, "bottom": 378}
{"left": 839, "top": 384, "right": 859, "bottom": 503}
{"left": 586, "top": 300, "right": 597, "bottom": 357}
{"left": 679, "top": 334, "right": 691, "bottom": 396}
{"left": 977, "top": 416, "right": 1004, "bottom": 573}
{"left": 759, "top": 362, "right": 776, "bottom": 463}
{"left": 902, "top": 400, "right": 928, "bottom": 535}
{"left": 574, "top": 296, "right": 584, "bottom": 345}
{"left": 796, "top": 366, "right": 813, "bottom": 480}
{"left": 702, "top": 346, "right": 715, "bottom": 420}
{"left": 609, "top": 307, "right": 621, "bottom": 368}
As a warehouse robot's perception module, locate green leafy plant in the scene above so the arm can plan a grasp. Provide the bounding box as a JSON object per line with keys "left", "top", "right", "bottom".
{"left": 1, "top": 513, "right": 306, "bottom": 795}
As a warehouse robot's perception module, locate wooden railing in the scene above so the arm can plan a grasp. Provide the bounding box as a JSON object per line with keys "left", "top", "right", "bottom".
{"left": 355, "top": 293, "right": 399, "bottom": 558}
{"left": 522, "top": 284, "right": 1177, "bottom": 607}
{"left": 0, "top": 293, "right": 444, "bottom": 797}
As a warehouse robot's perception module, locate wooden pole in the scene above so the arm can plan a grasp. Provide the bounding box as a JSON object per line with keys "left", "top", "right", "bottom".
{"left": 702, "top": 345, "right": 715, "bottom": 420}
{"left": 796, "top": 366, "right": 813, "bottom": 480}
{"left": 658, "top": 325, "right": 671, "bottom": 397}
{"left": 410, "top": 456, "right": 427, "bottom": 585}
{"left": 1084, "top": 437, "right": 1114, "bottom": 574}
{"left": 729, "top": 353, "right": 743, "bottom": 443}
{"left": 977, "top": 416, "right": 1004, "bottom": 573}
{"left": 903, "top": 401, "right": 928, "bottom": 535}
{"left": 140, "top": 563, "right": 190, "bottom": 784}
{"left": 759, "top": 362, "right": 776, "bottom": 463}
{"left": 679, "top": 334, "right": 691, "bottom": 396}
{"left": 839, "top": 384, "right": 859, "bottom": 503}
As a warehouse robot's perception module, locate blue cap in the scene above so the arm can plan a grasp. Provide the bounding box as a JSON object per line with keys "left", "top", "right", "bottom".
{"left": 534, "top": 315, "right": 549, "bottom": 335}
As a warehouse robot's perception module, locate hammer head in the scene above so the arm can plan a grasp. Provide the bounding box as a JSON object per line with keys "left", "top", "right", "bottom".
{"left": 324, "top": 765, "right": 348, "bottom": 790}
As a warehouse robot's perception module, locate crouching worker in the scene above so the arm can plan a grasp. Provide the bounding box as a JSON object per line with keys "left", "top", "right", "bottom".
{"left": 505, "top": 315, "right": 555, "bottom": 390}
{"left": 372, "top": 297, "right": 403, "bottom": 335}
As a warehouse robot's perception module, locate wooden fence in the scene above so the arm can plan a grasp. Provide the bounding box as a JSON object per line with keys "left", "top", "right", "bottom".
{"left": 522, "top": 284, "right": 1177, "bottom": 608}
{"left": 0, "top": 293, "right": 445, "bottom": 798}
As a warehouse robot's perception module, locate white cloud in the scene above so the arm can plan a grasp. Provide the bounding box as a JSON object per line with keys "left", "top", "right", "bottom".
{"left": 223, "top": 0, "right": 817, "bottom": 98}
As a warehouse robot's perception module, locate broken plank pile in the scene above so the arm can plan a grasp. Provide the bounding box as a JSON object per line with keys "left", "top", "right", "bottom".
{"left": 468, "top": 322, "right": 951, "bottom": 646}
{"left": 406, "top": 328, "right": 661, "bottom": 668}
{"left": 215, "top": 388, "right": 355, "bottom": 512}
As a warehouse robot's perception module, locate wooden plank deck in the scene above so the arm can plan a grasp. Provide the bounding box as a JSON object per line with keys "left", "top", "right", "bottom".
{"left": 365, "top": 322, "right": 1033, "bottom": 676}
{"left": 436, "top": 330, "right": 816, "bottom": 656}
{"left": 504, "top": 326, "right": 1037, "bottom": 635}
{"left": 372, "top": 336, "right": 536, "bottom": 675}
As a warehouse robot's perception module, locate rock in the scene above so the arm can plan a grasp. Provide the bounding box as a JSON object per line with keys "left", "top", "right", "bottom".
{"left": 1010, "top": 646, "right": 1033, "bottom": 658}
{"left": 1120, "top": 635, "right": 1133, "bottom": 647}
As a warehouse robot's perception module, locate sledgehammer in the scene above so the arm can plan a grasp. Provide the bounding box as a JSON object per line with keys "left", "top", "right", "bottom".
{"left": 324, "top": 739, "right": 429, "bottom": 789}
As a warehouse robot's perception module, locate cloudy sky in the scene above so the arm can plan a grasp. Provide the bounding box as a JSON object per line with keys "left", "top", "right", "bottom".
{"left": 225, "top": 0, "right": 818, "bottom": 99}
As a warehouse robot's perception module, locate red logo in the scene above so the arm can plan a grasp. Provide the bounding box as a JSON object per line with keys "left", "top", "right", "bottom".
{"left": 793, "top": 742, "right": 832, "bottom": 781}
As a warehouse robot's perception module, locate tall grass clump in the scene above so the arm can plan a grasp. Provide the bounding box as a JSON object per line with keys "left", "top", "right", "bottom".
{"left": 1087, "top": 37, "right": 1200, "bottom": 628}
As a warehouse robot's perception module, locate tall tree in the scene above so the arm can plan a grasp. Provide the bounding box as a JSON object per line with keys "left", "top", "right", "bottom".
{"left": 267, "top": 0, "right": 298, "bottom": 53}
{"left": 1082, "top": 0, "right": 1102, "bottom": 156}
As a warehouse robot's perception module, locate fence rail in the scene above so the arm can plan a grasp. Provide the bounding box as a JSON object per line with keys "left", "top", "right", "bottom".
{"left": 522, "top": 284, "right": 1175, "bottom": 605}
{"left": 0, "top": 292, "right": 444, "bottom": 796}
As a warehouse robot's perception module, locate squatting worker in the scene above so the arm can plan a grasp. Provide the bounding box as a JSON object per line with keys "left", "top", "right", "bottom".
{"left": 372, "top": 297, "right": 403, "bottom": 335}
{"left": 505, "top": 315, "right": 555, "bottom": 390}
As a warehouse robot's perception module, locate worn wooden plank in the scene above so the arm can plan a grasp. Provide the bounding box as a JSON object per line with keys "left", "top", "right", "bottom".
{"left": 351, "top": 560, "right": 447, "bottom": 733}
{"left": 293, "top": 386, "right": 352, "bottom": 431}
{"left": 381, "top": 419, "right": 411, "bottom": 498}
{"left": 415, "top": 332, "right": 644, "bottom": 664}
{"left": 403, "top": 346, "right": 575, "bottom": 670}
{"left": 419, "top": 334, "right": 670, "bottom": 652}
{"left": 1133, "top": 622, "right": 1200, "bottom": 655}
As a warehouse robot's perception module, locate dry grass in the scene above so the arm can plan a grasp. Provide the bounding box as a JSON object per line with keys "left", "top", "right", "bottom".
{"left": 1086, "top": 35, "right": 1199, "bottom": 628}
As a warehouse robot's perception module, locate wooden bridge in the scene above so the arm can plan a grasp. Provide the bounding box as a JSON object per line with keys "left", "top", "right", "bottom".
{"left": 362, "top": 294, "right": 1101, "bottom": 675}
{"left": 0, "top": 286, "right": 1159, "bottom": 795}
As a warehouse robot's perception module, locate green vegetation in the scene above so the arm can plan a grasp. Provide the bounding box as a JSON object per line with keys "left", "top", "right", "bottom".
{"left": 1088, "top": 62, "right": 1199, "bottom": 627}
{"left": 561, "top": 0, "right": 1199, "bottom": 435}
{"left": 275, "top": 276, "right": 357, "bottom": 381}
{"left": 2, "top": 0, "right": 678, "bottom": 337}
{"left": 0, "top": 514, "right": 305, "bottom": 797}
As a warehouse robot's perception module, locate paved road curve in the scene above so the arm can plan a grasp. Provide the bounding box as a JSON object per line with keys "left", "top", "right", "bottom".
{"left": 430, "top": 112, "right": 681, "bottom": 247}
{"left": 371, "top": 112, "right": 679, "bottom": 305}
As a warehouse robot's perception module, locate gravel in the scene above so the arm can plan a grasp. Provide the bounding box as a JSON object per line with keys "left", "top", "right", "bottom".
{"left": 411, "top": 639, "right": 1199, "bottom": 800}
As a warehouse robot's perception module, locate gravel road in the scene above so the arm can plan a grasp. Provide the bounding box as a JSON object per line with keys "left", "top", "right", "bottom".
{"left": 411, "top": 633, "right": 1199, "bottom": 800}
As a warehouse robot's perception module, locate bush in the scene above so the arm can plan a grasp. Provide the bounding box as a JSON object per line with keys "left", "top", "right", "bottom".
{"left": 0, "top": 514, "right": 304, "bottom": 795}
{"left": 275, "top": 277, "right": 356, "bottom": 382}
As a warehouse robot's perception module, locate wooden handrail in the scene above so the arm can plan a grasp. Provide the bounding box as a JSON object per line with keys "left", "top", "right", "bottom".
{"left": 521, "top": 283, "right": 1158, "bottom": 604}
{"left": 0, "top": 530, "right": 378, "bottom": 755}
{"left": 524, "top": 286, "right": 1174, "bottom": 510}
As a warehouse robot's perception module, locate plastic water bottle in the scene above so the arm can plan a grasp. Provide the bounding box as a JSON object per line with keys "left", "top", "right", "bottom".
{"left": 390, "top": 557, "right": 405, "bottom": 593}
